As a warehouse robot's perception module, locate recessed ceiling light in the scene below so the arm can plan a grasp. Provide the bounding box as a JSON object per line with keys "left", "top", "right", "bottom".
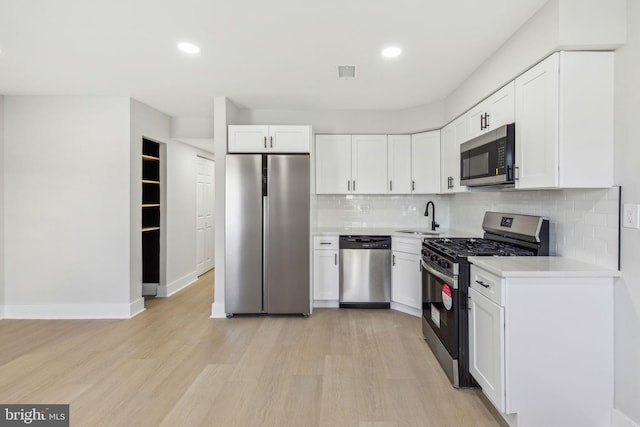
{"left": 178, "top": 42, "right": 200, "bottom": 55}
{"left": 381, "top": 46, "right": 402, "bottom": 58}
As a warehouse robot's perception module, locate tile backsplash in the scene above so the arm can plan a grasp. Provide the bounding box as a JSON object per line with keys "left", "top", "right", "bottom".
{"left": 449, "top": 187, "right": 620, "bottom": 269}
{"left": 312, "top": 194, "right": 450, "bottom": 230}
{"left": 313, "top": 187, "right": 620, "bottom": 269}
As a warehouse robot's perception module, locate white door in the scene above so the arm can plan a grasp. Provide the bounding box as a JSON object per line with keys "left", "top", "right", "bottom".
{"left": 391, "top": 251, "right": 422, "bottom": 310}
{"left": 269, "top": 125, "right": 311, "bottom": 153}
{"left": 469, "top": 287, "right": 506, "bottom": 412}
{"left": 515, "top": 53, "right": 559, "bottom": 189}
{"left": 313, "top": 249, "right": 339, "bottom": 300}
{"left": 411, "top": 130, "right": 440, "bottom": 194}
{"left": 227, "top": 125, "right": 269, "bottom": 153}
{"left": 196, "top": 157, "right": 215, "bottom": 276}
{"left": 315, "top": 135, "right": 352, "bottom": 194}
{"left": 466, "top": 101, "right": 487, "bottom": 140}
{"left": 387, "top": 135, "right": 412, "bottom": 194}
{"left": 351, "top": 134, "right": 388, "bottom": 194}
{"left": 486, "top": 81, "right": 515, "bottom": 130}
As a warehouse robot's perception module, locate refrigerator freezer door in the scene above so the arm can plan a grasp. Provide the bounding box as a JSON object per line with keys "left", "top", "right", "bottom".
{"left": 225, "top": 155, "right": 264, "bottom": 314}
{"left": 266, "top": 155, "right": 311, "bottom": 314}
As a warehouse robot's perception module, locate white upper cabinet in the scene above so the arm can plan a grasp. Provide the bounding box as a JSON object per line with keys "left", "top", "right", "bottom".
{"left": 315, "top": 135, "right": 352, "bottom": 194}
{"left": 440, "top": 116, "right": 468, "bottom": 193}
{"left": 228, "top": 125, "right": 311, "bottom": 153}
{"left": 466, "top": 82, "right": 515, "bottom": 141}
{"left": 387, "top": 135, "right": 412, "bottom": 194}
{"left": 411, "top": 130, "right": 440, "bottom": 194}
{"left": 514, "top": 52, "right": 614, "bottom": 189}
{"left": 351, "top": 135, "right": 388, "bottom": 194}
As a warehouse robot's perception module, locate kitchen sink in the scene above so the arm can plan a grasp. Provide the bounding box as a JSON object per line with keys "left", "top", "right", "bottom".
{"left": 395, "top": 229, "right": 440, "bottom": 236}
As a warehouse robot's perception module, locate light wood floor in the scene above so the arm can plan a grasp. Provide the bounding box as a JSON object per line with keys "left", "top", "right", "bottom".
{"left": 0, "top": 272, "right": 503, "bottom": 426}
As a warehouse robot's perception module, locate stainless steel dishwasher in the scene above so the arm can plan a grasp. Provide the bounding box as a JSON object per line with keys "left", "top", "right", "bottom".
{"left": 339, "top": 235, "right": 391, "bottom": 308}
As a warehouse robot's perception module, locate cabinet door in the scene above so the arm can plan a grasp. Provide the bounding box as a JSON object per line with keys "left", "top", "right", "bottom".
{"left": 391, "top": 251, "right": 422, "bottom": 310}
{"left": 440, "top": 117, "right": 467, "bottom": 193}
{"left": 486, "top": 81, "right": 515, "bottom": 130}
{"left": 313, "top": 249, "right": 339, "bottom": 300}
{"left": 387, "top": 135, "right": 412, "bottom": 194}
{"left": 466, "top": 103, "right": 487, "bottom": 141}
{"left": 269, "top": 126, "right": 311, "bottom": 153}
{"left": 469, "top": 287, "right": 505, "bottom": 412}
{"left": 351, "top": 135, "right": 388, "bottom": 194}
{"left": 515, "top": 53, "right": 559, "bottom": 189}
{"left": 411, "top": 130, "right": 440, "bottom": 194}
{"left": 315, "top": 135, "right": 352, "bottom": 194}
{"left": 228, "top": 125, "right": 269, "bottom": 153}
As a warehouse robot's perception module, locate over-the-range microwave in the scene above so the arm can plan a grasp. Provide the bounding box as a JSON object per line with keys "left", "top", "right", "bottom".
{"left": 460, "top": 123, "right": 515, "bottom": 187}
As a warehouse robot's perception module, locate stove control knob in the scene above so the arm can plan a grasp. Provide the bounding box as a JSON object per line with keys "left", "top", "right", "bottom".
{"left": 430, "top": 255, "right": 438, "bottom": 262}
{"left": 440, "top": 260, "right": 450, "bottom": 269}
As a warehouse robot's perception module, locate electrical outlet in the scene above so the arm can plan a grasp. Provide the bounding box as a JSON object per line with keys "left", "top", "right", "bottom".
{"left": 623, "top": 204, "right": 640, "bottom": 229}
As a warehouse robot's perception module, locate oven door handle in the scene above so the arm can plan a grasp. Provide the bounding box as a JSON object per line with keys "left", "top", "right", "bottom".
{"left": 421, "top": 259, "right": 456, "bottom": 288}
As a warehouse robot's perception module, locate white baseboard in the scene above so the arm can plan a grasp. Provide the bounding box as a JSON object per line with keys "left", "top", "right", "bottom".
{"left": 3, "top": 303, "right": 136, "bottom": 319}
{"left": 210, "top": 301, "right": 227, "bottom": 318}
{"left": 390, "top": 302, "right": 422, "bottom": 318}
{"left": 612, "top": 409, "right": 640, "bottom": 427}
{"left": 129, "top": 298, "right": 146, "bottom": 318}
{"left": 157, "top": 271, "right": 198, "bottom": 298}
{"left": 314, "top": 300, "right": 339, "bottom": 308}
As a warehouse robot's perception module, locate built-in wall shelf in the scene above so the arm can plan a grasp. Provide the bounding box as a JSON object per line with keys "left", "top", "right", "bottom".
{"left": 142, "top": 138, "right": 161, "bottom": 290}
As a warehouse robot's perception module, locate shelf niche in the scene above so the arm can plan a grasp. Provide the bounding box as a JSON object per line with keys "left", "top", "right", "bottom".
{"left": 142, "top": 138, "right": 161, "bottom": 288}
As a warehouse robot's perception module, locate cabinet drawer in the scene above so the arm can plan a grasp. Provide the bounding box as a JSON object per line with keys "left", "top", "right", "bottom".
{"left": 392, "top": 237, "right": 422, "bottom": 254}
{"left": 470, "top": 265, "right": 505, "bottom": 305}
{"left": 313, "top": 235, "right": 339, "bottom": 250}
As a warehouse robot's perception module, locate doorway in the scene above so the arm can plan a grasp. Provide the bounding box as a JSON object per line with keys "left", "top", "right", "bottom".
{"left": 196, "top": 156, "right": 215, "bottom": 276}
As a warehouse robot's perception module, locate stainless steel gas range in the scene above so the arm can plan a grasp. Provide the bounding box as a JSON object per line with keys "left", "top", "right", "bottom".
{"left": 421, "top": 211, "right": 549, "bottom": 388}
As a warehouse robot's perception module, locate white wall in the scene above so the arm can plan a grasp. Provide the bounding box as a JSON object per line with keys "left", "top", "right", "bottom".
{"left": 0, "top": 95, "right": 4, "bottom": 318}
{"left": 211, "top": 96, "right": 238, "bottom": 318}
{"left": 236, "top": 101, "right": 444, "bottom": 134}
{"left": 4, "top": 96, "right": 132, "bottom": 318}
{"left": 613, "top": 0, "right": 640, "bottom": 424}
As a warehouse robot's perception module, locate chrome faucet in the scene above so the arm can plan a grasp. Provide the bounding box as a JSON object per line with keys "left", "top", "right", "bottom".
{"left": 424, "top": 201, "right": 439, "bottom": 231}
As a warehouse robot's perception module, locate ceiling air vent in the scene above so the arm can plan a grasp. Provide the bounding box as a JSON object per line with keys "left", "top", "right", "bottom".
{"left": 337, "top": 65, "right": 356, "bottom": 79}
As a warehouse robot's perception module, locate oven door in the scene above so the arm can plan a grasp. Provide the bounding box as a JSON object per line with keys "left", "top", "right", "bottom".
{"left": 421, "top": 259, "right": 459, "bottom": 358}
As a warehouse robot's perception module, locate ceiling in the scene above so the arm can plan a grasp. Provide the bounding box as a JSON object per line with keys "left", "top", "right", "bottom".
{"left": 0, "top": 0, "right": 548, "bottom": 118}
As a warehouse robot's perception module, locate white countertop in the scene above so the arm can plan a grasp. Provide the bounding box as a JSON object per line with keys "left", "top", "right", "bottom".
{"left": 313, "top": 227, "right": 475, "bottom": 239}
{"left": 468, "top": 256, "right": 621, "bottom": 278}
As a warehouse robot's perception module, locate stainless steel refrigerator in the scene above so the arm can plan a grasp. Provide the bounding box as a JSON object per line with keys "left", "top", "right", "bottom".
{"left": 225, "top": 154, "right": 310, "bottom": 315}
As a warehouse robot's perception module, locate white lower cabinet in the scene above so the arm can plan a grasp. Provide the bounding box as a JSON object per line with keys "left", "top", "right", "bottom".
{"left": 468, "top": 261, "right": 617, "bottom": 427}
{"left": 313, "top": 236, "right": 339, "bottom": 305}
{"left": 391, "top": 237, "right": 422, "bottom": 316}
{"left": 468, "top": 287, "right": 505, "bottom": 412}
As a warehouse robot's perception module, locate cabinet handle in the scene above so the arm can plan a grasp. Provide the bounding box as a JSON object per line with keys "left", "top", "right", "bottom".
{"left": 514, "top": 166, "right": 520, "bottom": 181}
{"left": 475, "top": 280, "right": 490, "bottom": 288}
{"left": 320, "top": 242, "right": 332, "bottom": 245}
{"left": 269, "top": 136, "right": 273, "bottom": 148}
{"left": 412, "top": 180, "right": 416, "bottom": 191}
{"left": 389, "top": 180, "right": 393, "bottom": 192}
{"left": 485, "top": 113, "right": 490, "bottom": 129}
{"left": 392, "top": 254, "right": 396, "bottom": 266}
{"left": 347, "top": 180, "right": 351, "bottom": 192}
{"left": 480, "top": 114, "right": 485, "bottom": 131}
{"left": 353, "top": 180, "right": 356, "bottom": 192}
{"left": 419, "top": 260, "right": 422, "bottom": 272}
{"left": 334, "top": 253, "right": 338, "bottom": 265}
